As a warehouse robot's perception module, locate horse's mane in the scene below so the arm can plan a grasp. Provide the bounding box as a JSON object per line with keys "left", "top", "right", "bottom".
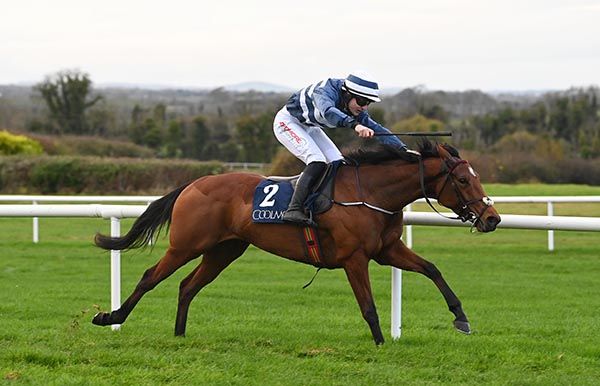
{"left": 342, "top": 139, "right": 460, "bottom": 165}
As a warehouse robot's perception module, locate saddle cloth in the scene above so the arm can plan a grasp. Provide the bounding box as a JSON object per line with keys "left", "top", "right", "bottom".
{"left": 251, "top": 160, "right": 345, "bottom": 224}
{"left": 251, "top": 179, "right": 294, "bottom": 224}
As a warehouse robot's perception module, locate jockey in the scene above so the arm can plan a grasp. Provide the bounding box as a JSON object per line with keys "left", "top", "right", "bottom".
{"left": 273, "top": 71, "right": 412, "bottom": 227}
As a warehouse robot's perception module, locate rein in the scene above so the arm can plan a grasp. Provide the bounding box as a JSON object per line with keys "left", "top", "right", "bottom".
{"left": 331, "top": 154, "right": 494, "bottom": 225}
{"left": 332, "top": 165, "right": 400, "bottom": 215}
{"left": 418, "top": 156, "right": 459, "bottom": 219}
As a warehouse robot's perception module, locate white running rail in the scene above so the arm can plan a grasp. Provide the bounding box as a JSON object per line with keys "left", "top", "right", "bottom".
{"left": 3, "top": 195, "right": 599, "bottom": 249}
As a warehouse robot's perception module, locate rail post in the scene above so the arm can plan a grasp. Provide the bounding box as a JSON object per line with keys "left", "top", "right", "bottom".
{"left": 33, "top": 200, "right": 39, "bottom": 243}
{"left": 147, "top": 201, "right": 153, "bottom": 246}
{"left": 405, "top": 204, "right": 413, "bottom": 249}
{"left": 392, "top": 204, "right": 413, "bottom": 339}
{"left": 110, "top": 217, "right": 121, "bottom": 331}
{"left": 547, "top": 202, "right": 554, "bottom": 251}
{"left": 391, "top": 267, "right": 402, "bottom": 339}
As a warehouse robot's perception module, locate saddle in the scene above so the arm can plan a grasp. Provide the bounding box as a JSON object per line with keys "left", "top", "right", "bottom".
{"left": 305, "top": 159, "right": 346, "bottom": 215}
{"left": 252, "top": 159, "right": 347, "bottom": 224}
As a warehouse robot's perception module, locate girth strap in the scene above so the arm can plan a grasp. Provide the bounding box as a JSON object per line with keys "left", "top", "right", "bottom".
{"left": 303, "top": 226, "right": 324, "bottom": 264}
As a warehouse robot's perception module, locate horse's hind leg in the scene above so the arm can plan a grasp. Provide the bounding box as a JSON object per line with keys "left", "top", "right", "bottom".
{"left": 92, "top": 246, "right": 199, "bottom": 327}
{"left": 376, "top": 239, "right": 471, "bottom": 334}
{"left": 175, "top": 239, "right": 249, "bottom": 337}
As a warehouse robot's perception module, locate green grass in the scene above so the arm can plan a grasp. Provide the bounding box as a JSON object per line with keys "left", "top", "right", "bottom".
{"left": 485, "top": 183, "right": 600, "bottom": 196}
{"left": 1, "top": 184, "right": 600, "bottom": 385}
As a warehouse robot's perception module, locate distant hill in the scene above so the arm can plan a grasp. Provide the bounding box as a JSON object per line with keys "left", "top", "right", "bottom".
{"left": 222, "top": 82, "right": 294, "bottom": 93}
{"left": 380, "top": 88, "right": 510, "bottom": 121}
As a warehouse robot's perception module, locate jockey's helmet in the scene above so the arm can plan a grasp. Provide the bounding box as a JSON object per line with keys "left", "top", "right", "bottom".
{"left": 342, "top": 71, "right": 381, "bottom": 103}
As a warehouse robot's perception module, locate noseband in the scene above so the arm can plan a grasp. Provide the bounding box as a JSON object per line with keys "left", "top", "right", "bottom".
{"left": 419, "top": 156, "right": 494, "bottom": 228}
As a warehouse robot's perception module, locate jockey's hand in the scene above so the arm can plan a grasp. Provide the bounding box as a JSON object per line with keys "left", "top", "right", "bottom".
{"left": 405, "top": 149, "right": 421, "bottom": 156}
{"left": 355, "top": 124, "right": 374, "bottom": 138}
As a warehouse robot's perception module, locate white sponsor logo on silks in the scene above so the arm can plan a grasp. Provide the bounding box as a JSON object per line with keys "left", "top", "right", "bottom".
{"left": 252, "top": 209, "right": 285, "bottom": 221}
{"left": 279, "top": 122, "right": 307, "bottom": 150}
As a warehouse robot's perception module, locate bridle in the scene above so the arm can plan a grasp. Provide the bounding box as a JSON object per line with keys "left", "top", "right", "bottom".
{"left": 330, "top": 152, "right": 494, "bottom": 227}
{"left": 419, "top": 155, "right": 494, "bottom": 229}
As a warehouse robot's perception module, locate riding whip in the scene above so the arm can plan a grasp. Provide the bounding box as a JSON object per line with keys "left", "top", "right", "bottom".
{"left": 374, "top": 131, "right": 453, "bottom": 137}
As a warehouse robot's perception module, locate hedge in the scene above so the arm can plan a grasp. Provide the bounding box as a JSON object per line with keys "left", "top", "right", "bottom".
{"left": 469, "top": 152, "right": 600, "bottom": 185}
{"left": 28, "top": 134, "right": 156, "bottom": 158}
{"left": 1, "top": 152, "right": 598, "bottom": 195}
{"left": 0, "top": 130, "right": 44, "bottom": 155}
{"left": 0, "top": 156, "right": 226, "bottom": 194}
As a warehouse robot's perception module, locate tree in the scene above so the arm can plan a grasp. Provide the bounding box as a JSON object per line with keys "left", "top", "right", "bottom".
{"left": 368, "top": 107, "right": 386, "bottom": 126}
{"left": 142, "top": 118, "right": 162, "bottom": 148}
{"left": 153, "top": 104, "right": 167, "bottom": 129}
{"left": 164, "top": 120, "right": 182, "bottom": 157}
{"left": 86, "top": 106, "right": 114, "bottom": 136}
{"left": 187, "top": 115, "right": 210, "bottom": 159}
{"left": 472, "top": 107, "right": 519, "bottom": 145}
{"left": 235, "top": 112, "right": 277, "bottom": 162}
{"left": 419, "top": 104, "right": 449, "bottom": 122}
{"left": 34, "top": 69, "right": 102, "bottom": 134}
{"left": 128, "top": 104, "right": 146, "bottom": 144}
{"left": 391, "top": 114, "right": 446, "bottom": 134}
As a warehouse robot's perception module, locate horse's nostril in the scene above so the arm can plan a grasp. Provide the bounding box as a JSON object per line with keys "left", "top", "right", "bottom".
{"left": 487, "top": 216, "right": 500, "bottom": 228}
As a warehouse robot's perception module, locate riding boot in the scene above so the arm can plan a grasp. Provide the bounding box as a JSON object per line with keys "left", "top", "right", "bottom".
{"left": 283, "top": 161, "right": 327, "bottom": 227}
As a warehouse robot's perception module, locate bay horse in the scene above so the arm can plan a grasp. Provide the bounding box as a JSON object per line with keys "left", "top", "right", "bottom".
{"left": 92, "top": 140, "right": 500, "bottom": 345}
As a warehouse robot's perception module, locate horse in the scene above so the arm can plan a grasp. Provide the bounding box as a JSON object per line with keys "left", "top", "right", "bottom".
{"left": 92, "top": 140, "right": 501, "bottom": 345}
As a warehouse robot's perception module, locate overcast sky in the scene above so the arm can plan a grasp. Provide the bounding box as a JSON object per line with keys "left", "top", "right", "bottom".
{"left": 2, "top": 0, "right": 599, "bottom": 91}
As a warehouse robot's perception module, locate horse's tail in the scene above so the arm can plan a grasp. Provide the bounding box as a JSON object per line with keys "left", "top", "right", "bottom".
{"left": 94, "top": 182, "right": 192, "bottom": 251}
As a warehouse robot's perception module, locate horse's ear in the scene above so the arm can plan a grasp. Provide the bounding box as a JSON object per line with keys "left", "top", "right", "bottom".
{"left": 436, "top": 144, "right": 452, "bottom": 160}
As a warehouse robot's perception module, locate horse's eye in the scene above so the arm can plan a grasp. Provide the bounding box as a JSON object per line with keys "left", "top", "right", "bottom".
{"left": 458, "top": 177, "right": 468, "bottom": 184}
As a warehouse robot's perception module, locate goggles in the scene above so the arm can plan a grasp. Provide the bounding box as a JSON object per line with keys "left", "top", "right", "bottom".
{"left": 354, "top": 95, "right": 372, "bottom": 107}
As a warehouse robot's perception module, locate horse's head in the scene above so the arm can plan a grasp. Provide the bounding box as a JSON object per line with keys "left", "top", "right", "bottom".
{"left": 432, "top": 144, "right": 501, "bottom": 232}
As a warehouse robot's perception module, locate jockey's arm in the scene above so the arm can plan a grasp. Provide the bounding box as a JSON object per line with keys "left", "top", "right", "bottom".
{"left": 358, "top": 113, "right": 408, "bottom": 150}
{"left": 312, "top": 87, "right": 356, "bottom": 128}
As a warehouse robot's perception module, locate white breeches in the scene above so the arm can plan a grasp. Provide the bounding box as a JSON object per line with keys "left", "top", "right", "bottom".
{"left": 273, "top": 107, "right": 344, "bottom": 165}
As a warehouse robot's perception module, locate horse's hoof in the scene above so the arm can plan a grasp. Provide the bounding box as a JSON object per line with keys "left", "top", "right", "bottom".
{"left": 92, "top": 312, "right": 111, "bottom": 326}
{"left": 454, "top": 320, "right": 471, "bottom": 334}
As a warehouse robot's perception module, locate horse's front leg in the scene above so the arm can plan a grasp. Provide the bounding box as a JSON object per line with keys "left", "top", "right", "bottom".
{"left": 375, "top": 239, "right": 471, "bottom": 334}
{"left": 344, "top": 254, "right": 385, "bottom": 345}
